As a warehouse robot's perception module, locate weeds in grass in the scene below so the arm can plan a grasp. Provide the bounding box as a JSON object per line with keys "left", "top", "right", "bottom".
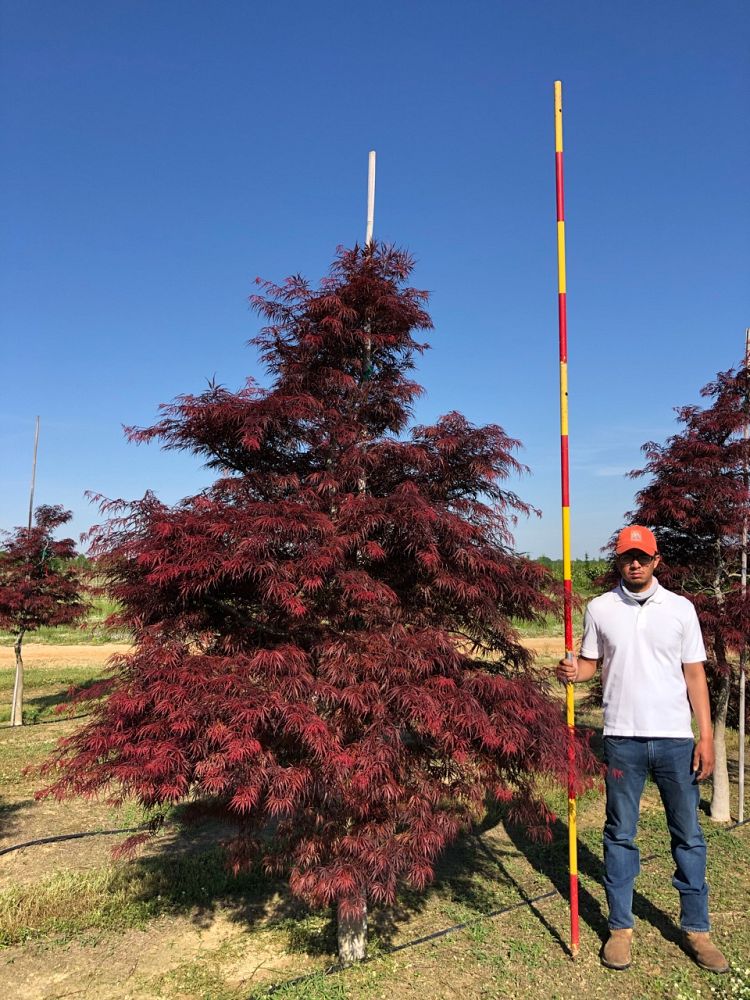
{"left": 709, "top": 966, "right": 750, "bottom": 1000}
{"left": 154, "top": 935, "right": 251, "bottom": 1000}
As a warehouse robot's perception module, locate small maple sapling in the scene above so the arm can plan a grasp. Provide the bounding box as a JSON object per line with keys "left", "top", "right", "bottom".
{"left": 0, "top": 506, "right": 87, "bottom": 726}
{"left": 40, "top": 245, "right": 596, "bottom": 962}
{"left": 627, "top": 363, "right": 750, "bottom": 822}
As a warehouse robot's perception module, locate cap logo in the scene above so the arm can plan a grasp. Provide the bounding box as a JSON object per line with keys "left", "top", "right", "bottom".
{"left": 631, "top": 530, "right": 642, "bottom": 541}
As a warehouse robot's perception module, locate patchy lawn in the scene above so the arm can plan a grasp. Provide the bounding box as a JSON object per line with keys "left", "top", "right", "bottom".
{"left": 0, "top": 647, "right": 748, "bottom": 999}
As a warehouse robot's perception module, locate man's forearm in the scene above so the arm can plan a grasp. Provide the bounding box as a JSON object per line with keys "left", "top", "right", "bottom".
{"left": 683, "top": 661, "right": 713, "bottom": 738}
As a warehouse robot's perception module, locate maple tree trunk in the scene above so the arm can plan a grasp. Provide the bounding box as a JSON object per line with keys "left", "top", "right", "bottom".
{"left": 710, "top": 665, "right": 731, "bottom": 822}
{"left": 337, "top": 897, "right": 367, "bottom": 965}
{"left": 710, "top": 558, "right": 731, "bottom": 821}
{"left": 10, "top": 629, "right": 25, "bottom": 727}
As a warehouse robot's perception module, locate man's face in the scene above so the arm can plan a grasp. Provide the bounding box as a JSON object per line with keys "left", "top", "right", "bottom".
{"left": 616, "top": 549, "right": 661, "bottom": 592}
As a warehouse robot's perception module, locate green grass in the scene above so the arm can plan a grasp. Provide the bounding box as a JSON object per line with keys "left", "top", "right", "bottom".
{"left": 253, "top": 971, "right": 352, "bottom": 1000}
{"left": 0, "top": 589, "right": 128, "bottom": 645}
{"left": 0, "top": 848, "right": 269, "bottom": 947}
{"left": 511, "top": 557, "right": 609, "bottom": 637}
{"left": 1, "top": 635, "right": 748, "bottom": 999}
{"left": 0, "top": 664, "right": 110, "bottom": 724}
{"left": 0, "top": 731, "right": 62, "bottom": 789}
{"left": 156, "top": 937, "right": 259, "bottom": 1000}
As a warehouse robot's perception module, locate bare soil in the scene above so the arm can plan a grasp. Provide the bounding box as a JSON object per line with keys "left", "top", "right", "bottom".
{"left": 0, "top": 643, "right": 131, "bottom": 669}
{"left": 1, "top": 638, "right": 565, "bottom": 668}
{"left": 522, "top": 636, "right": 567, "bottom": 658}
{"left": 5, "top": 912, "right": 305, "bottom": 999}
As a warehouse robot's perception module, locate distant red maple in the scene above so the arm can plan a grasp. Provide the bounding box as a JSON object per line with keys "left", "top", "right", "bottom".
{"left": 0, "top": 505, "right": 87, "bottom": 725}
{"left": 626, "top": 363, "right": 750, "bottom": 820}
{"left": 40, "top": 245, "right": 596, "bottom": 959}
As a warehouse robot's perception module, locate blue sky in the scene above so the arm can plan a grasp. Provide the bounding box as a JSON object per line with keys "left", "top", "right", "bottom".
{"left": 1, "top": 0, "right": 748, "bottom": 558}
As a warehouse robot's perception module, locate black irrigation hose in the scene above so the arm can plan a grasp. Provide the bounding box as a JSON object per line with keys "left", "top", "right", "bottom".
{"left": 5, "top": 808, "right": 746, "bottom": 862}
{"left": 263, "top": 842, "right": 750, "bottom": 998}
{"left": 0, "top": 825, "right": 150, "bottom": 857}
{"left": 257, "top": 856, "right": 670, "bottom": 997}
{"left": 0, "top": 817, "right": 746, "bottom": 995}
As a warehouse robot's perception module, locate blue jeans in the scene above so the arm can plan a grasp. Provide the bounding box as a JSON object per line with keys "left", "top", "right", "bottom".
{"left": 603, "top": 736, "right": 709, "bottom": 932}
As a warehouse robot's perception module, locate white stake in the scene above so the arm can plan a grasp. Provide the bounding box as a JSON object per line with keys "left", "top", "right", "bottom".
{"left": 365, "top": 150, "right": 376, "bottom": 246}
{"left": 358, "top": 150, "right": 377, "bottom": 501}
{"left": 739, "top": 329, "right": 749, "bottom": 823}
{"left": 27, "top": 416, "right": 40, "bottom": 530}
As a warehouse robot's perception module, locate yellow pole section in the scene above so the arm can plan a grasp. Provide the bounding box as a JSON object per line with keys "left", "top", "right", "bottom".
{"left": 554, "top": 78, "right": 579, "bottom": 956}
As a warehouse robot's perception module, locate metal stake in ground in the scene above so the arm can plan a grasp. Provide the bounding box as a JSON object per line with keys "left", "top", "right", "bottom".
{"left": 554, "top": 80, "right": 579, "bottom": 957}
{"left": 366, "top": 150, "right": 376, "bottom": 247}
{"left": 10, "top": 416, "right": 40, "bottom": 727}
{"left": 342, "top": 149, "right": 377, "bottom": 965}
{"left": 739, "top": 328, "right": 749, "bottom": 824}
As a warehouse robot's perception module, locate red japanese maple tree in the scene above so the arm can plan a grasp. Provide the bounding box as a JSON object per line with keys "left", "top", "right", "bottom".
{"left": 626, "top": 363, "right": 750, "bottom": 821}
{"left": 41, "top": 245, "right": 595, "bottom": 961}
{"left": 0, "top": 506, "right": 87, "bottom": 726}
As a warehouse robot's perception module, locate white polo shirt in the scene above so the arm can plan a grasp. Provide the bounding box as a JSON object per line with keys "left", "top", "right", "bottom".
{"left": 580, "top": 580, "right": 706, "bottom": 737}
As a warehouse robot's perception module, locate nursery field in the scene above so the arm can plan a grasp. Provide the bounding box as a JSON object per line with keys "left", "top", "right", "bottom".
{"left": 1, "top": 637, "right": 748, "bottom": 1000}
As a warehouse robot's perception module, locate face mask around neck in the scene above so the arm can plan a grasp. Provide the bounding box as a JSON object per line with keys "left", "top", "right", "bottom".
{"left": 621, "top": 578, "right": 658, "bottom": 601}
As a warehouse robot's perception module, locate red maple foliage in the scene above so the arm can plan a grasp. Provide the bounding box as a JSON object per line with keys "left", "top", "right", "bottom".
{"left": 625, "top": 363, "right": 750, "bottom": 816}
{"left": 40, "top": 245, "right": 596, "bottom": 930}
{"left": 1, "top": 506, "right": 87, "bottom": 725}
{"left": 628, "top": 365, "right": 750, "bottom": 658}
{"left": 0, "top": 505, "right": 87, "bottom": 634}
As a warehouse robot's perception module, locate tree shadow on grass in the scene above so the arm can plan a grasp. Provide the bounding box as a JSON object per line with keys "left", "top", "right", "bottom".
{"left": 0, "top": 797, "right": 30, "bottom": 845}
{"left": 500, "top": 776, "right": 686, "bottom": 956}
{"left": 22, "top": 679, "right": 104, "bottom": 724}
{"left": 148, "top": 808, "right": 537, "bottom": 957}
{"left": 3, "top": 710, "right": 707, "bottom": 965}
{"left": 359, "top": 813, "right": 557, "bottom": 955}
{"left": 106, "top": 813, "right": 305, "bottom": 936}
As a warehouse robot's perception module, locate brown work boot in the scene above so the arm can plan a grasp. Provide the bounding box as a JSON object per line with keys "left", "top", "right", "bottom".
{"left": 682, "top": 932, "right": 729, "bottom": 973}
{"left": 602, "top": 928, "right": 633, "bottom": 969}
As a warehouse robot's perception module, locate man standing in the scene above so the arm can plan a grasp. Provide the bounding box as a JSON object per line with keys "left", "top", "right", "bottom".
{"left": 556, "top": 525, "right": 729, "bottom": 973}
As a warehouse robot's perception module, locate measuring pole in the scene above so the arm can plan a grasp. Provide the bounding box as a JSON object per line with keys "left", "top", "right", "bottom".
{"left": 739, "top": 329, "right": 749, "bottom": 823}
{"left": 554, "top": 80, "right": 579, "bottom": 956}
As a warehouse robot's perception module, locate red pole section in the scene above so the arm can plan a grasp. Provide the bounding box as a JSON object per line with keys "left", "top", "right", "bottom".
{"left": 554, "top": 79, "right": 580, "bottom": 958}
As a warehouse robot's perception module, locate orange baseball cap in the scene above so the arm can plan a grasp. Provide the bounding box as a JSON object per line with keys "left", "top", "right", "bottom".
{"left": 615, "top": 525, "right": 658, "bottom": 556}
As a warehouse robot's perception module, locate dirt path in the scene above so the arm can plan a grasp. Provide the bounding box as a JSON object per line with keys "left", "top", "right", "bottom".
{"left": 0, "top": 643, "right": 132, "bottom": 669}
{"left": 522, "top": 636, "right": 567, "bottom": 658}
{"left": 2, "top": 638, "right": 566, "bottom": 670}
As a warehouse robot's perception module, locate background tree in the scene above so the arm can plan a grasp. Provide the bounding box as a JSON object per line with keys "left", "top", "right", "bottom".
{"left": 0, "top": 506, "right": 88, "bottom": 726}
{"left": 627, "top": 363, "right": 750, "bottom": 821}
{"left": 41, "top": 245, "right": 596, "bottom": 963}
